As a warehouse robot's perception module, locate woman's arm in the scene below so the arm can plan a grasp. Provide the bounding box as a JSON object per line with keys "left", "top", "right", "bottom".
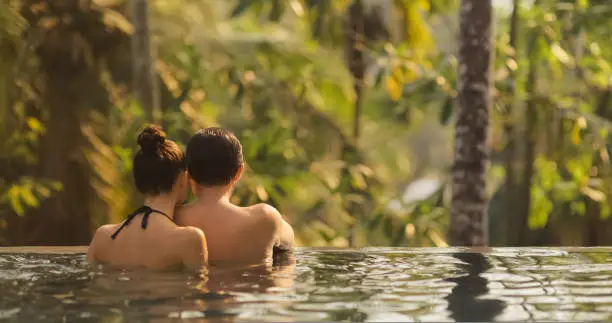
{"left": 180, "top": 227, "right": 209, "bottom": 269}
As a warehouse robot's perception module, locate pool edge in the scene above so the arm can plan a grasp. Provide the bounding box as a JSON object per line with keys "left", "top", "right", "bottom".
{"left": 0, "top": 246, "right": 611, "bottom": 255}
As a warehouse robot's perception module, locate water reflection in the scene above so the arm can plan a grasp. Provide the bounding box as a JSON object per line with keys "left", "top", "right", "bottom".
{"left": 77, "top": 253, "right": 297, "bottom": 322}
{"left": 206, "top": 252, "right": 296, "bottom": 293}
{"left": 308, "top": 251, "right": 372, "bottom": 322}
{"left": 2, "top": 248, "right": 612, "bottom": 322}
{"left": 445, "top": 253, "right": 506, "bottom": 322}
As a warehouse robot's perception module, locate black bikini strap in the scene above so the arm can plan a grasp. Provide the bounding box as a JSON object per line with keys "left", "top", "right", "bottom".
{"left": 140, "top": 206, "right": 172, "bottom": 229}
{"left": 110, "top": 206, "right": 172, "bottom": 240}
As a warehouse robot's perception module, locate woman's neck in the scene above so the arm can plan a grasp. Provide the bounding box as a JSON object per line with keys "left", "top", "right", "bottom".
{"left": 144, "top": 194, "right": 177, "bottom": 219}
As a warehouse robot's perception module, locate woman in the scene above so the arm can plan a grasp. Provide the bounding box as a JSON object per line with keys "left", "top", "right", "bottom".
{"left": 88, "top": 125, "right": 208, "bottom": 270}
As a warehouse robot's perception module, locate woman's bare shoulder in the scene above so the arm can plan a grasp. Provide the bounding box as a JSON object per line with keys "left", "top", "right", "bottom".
{"left": 92, "top": 224, "right": 119, "bottom": 240}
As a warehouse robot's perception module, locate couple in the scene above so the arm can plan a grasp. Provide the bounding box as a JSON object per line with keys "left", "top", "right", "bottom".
{"left": 87, "top": 125, "right": 295, "bottom": 270}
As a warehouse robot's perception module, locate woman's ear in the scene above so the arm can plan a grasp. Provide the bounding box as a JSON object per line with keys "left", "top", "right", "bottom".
{"left": 176, "top": 171, "right": 189, "bottom": 203}
{"left": 182, "top": 171, "right": 189, "bottom": 187}
{"left": 189, "top": 176, "right": 198, "bottom": 194}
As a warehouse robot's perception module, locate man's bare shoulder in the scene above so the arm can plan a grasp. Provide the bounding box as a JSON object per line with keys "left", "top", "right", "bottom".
{"left": 247, "top": 203, "right": 281, "bottom": 219}
{"left": 244, "top": 203, "right": 283, "bottom": 231}
{"left": 247, "top": 203, "right": 280, "bottom": 215}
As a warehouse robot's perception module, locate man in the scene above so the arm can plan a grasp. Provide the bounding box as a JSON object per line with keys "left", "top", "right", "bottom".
{"left": 176, "top": 127, "right": 294, "bottom": 265}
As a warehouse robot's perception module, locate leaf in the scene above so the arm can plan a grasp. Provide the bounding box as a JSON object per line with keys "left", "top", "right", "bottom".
{"left": 36, "top": 185, "right": 51, "bottom": 199}
{"left": 50, "top": 182, "right": 63, "bottom": 191}
{"left": 6, "top": 186, "right": 24, "bottom": 216}
{"left": 439, "top": 96, "right": 453, "bottom": 125}
{"left": 101, "top": 8, "right": 133, "bottom": 34}
{"left": 386, "top": 75, "right": 402, "bottom": 101}
{"left": 550, "top": 43, "right": 574, "bottom": 67}
{"left": 26, "top": 117, "right": 45, "bottom": 134}
{"left": 428, "top": 229, "right": 448, "bottom": 247}
{"left": 289, "top": 0, "right": 305, "bottom": 17}
{"left": 528, "top": 186, "right": 552, "bottom": 229}
{"left": 20, "top": 188, "right": 38, "bottom": 208}
{"left": 571, "top": 200, "right": 586, "bottom": 216}
{"left": 570, "top": 117, "right": 586, "bottom": 145}
{"left": 255, "top": 184, "right": 269, "bottom": 201}
{"left": 566, "top": 159, "right": 587, "bottom": 184}
{"left": 350, "top": 168, "right": 367, "bottom": 190}
{"left": 404, "top": 223, "right": 415, "bottom": 239}
{"left": 398, "top": 0, "right": 434, "bottom": 55}
{"left": 580, "top": 186, "right": 605, "bottom": 202}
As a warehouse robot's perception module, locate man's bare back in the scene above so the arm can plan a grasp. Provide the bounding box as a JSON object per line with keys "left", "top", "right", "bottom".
{"left": 176, "top": 201, "right": 293, "bottom": 265}
{"left": 179, "top": 127, "right": 295, "bottom": 266}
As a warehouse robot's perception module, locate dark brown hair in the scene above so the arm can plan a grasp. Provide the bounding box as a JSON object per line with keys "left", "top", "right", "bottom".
{"left": 186, "top": 127, "right": 244, "bottom": 186}
{"left": 133, "top": 125, "right": 186, "bottom": 195}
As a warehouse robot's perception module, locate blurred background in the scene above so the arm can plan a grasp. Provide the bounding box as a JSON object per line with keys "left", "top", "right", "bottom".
{"left": 1, "top": 0, "right": 611, "bottom": 247}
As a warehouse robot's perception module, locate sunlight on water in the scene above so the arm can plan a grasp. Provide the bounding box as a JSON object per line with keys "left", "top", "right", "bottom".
{"left": 0, "top": 247, "right": 611, "bottom": 322}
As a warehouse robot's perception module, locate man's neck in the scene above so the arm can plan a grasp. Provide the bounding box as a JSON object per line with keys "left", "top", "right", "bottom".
{"left": 144, "top": 194, "right": 177, "bottom": 219}
{"left": 193, "top": 185, "right": 232, "bottom": 205}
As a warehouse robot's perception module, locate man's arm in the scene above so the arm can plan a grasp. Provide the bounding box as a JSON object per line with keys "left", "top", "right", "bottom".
{"left": 180, "top": 227, "right": 208, "bottom": 269}
{"left": 260, "top": 204, "right": 295, "bottom": 251}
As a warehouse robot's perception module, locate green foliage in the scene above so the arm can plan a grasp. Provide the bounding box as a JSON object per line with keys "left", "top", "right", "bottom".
{"left": 0, "top": 2, "right": 63, "bottom": 240}
{"left": 2, "top": 0, "right": 612, "bottom": 246}
{"left": 493, "top": 0, "right": 612, "bottom": 241}
{"left": 0, "top": 178, "right": 62, "bottom": 216}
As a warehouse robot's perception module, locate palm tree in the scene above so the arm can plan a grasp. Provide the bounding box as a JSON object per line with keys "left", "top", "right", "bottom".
{"left": 11, "top": 0, "right": 131, "bottom": 245}
{"left": 449, "top": 0, "right": 493, "bottom": 246}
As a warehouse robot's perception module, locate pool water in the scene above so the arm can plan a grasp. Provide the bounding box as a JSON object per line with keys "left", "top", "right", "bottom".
{"left": 0, "top": 247, "right": 611, "bottom": 322}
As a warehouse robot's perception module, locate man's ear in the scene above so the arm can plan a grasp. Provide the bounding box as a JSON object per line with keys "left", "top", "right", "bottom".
{"left": 232, "top": 165, "right": 244, "bottom": 184}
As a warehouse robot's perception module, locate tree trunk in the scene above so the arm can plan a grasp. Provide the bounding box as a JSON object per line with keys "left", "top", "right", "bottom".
{"left": 345, "top": 0, "right": 365, "bottom": 145}
{"left": 17, "top": 0, "right": 130, "bottom": 245}
{"left": 344, "top": 0, "right": 366, "bottom": 247}
{"left": 516, "top": 4, "right": 542, "bottom": 246}
{"left": 131, "top": 0, "right": 158, "bottom": 122}
{"left": 503, "top": 0, "right": 520, "bottom": 246}
{"left": 449, "top": 0, "right": 493, "bottom": 246}
{"left": 584, "top": 87, "right": 612, "bottom": 246}
{"left": 518, "top": 67, "right": 537, "bottom": 246}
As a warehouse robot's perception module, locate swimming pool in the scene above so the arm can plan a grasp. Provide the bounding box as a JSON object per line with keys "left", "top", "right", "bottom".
{"left": 0, "top": 247, "right": 611, "bottom": 322}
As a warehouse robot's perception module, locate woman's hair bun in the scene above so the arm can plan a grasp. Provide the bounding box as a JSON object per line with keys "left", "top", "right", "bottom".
{"left": 137, "top": 124, "right": 166, "bottom": 154}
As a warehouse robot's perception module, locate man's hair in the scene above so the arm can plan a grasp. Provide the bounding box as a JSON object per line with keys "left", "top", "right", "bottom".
{"left": 133, "top": 125, "right": 186, "bottom": 195}
{"left": 186, "top": 127, "right": 244, "bottom": 186}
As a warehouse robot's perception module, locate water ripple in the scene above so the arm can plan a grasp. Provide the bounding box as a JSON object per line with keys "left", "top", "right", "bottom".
{"left": 0, "top": 248, "right": 611, "bottom": 322}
